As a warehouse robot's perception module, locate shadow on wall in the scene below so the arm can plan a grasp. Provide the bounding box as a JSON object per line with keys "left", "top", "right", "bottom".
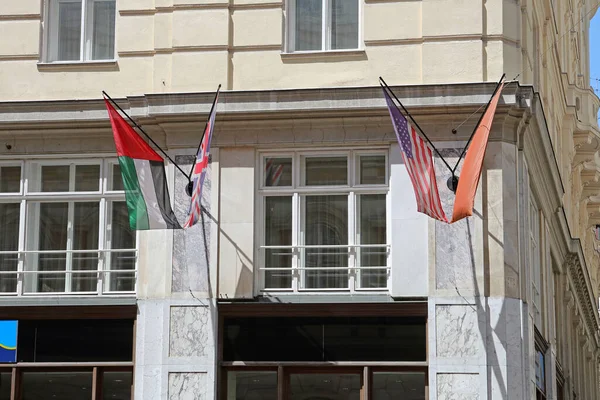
{"left": 468, "top": 169, "right": 510, "bottom": 400}
{"left": 201, "top": 207, "right": 253, "bottom": 298}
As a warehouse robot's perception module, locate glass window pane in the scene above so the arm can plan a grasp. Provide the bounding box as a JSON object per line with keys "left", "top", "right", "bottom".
{"left": 304, "top": 195, "right": 348, "bottom": 289}
{"left": 17, "top": 319, "right": 134, "bottom": 362}
{"left": 41, "top": 165, "right": 70, "bottom": 192}
{"left": 372, "top": 372, "right": 426, "bottom": 400}
{"left": 72, "top": 202, "right": 100, "bottom": 292}
{"left": 227, "top": 371, "right": 277, "bottom": 400}
{"left": 360, "top": 155, "right": 386, "bottom": 184}
{"left": 110, "top": 163, "right": 124, "bottom": 191}
{"left": 92, "top": 0, "right": 116, "bottom": 60}
{"left": 223, "top": 316, "right": 426, "bottom": 362}
{"left": 34, "top": 203, "right": 69, "bottom": 293}
{"left": 0, "top": 204, "right": 20, "bottom": 293}
{"left": 535, "top": 349, "right": 545, "bottom": 391}
{"left": 290, "top": 373, "right": 361, "bottom": 400}
{"left": 331, "top": 0, "right": 359, "bottom": 50}
{"left": 0, "top": 371, "right": 10, "bottom": 400}
{"left": 265, "top": 197, "right": 292, "bottom": 289}
{"left": 22, "top": 371, "right": 92, "bottom": 400}
{"left": 57, "top": 1, "right": 82, "bottom": 61}
{"left": 75, "top": 165, "right": 100, "bottom": 191}
{"left": 107, "top": 202, "right": 136, "bottom": 292}
{"left": 103, "top": 370, "right": 133, "bottom": 400}
{"left": 295, "top": 0, "right": 322, "bottom": 51}
{"left": 0, "top": 166, "right": 21, "bottom": 192}
{"left": 264, "top": 157, "right": 292, "bottom": 187}
{"left": 358, "top": 194, "right": 387, "bottom": 289}
{"left": 304, "top": 156, "right": 347, "bottom": 186}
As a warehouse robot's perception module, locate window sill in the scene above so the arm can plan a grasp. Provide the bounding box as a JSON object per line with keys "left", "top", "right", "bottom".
{"left": 37, "top": 60, "right": 119, "bottom": 72}
{"left": 281, "top": 49, "right": 367, "bottom": 62}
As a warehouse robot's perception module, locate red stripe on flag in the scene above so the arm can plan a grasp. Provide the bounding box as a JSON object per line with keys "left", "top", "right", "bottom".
{"left": 104, "top": 99, "right": 163, "bottom": 162}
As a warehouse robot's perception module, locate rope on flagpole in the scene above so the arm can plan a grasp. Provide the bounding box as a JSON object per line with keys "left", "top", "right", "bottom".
{"left": 186, "top": 85, "right": 221, "bottom": 197}
{"left": 450, "top": 73, "right": 506, "bottom": 175}
{"left": 379, "top": 77, "right": 455, "bottom": 175}
{"left": 188, "top": 84, "right": 221, "bottom": 180}
{"left": 102, "top": 91, "right": 191, "bottom": 180}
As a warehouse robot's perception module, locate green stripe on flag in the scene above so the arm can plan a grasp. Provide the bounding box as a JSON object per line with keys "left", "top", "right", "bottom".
{"left": 118, "top": 156, "right": 150, "bottom": 230}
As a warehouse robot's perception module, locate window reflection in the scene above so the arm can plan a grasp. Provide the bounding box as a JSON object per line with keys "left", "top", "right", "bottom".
{"left": 265, "top": 158, "right": 292, "bottom": 187}
{"left": 22, "top": 371, "right": 93, "bottom": 400}
{"left": 0, "top": 166, "right": 20, "bottom": 193}
{"left": 41, "top": 165, "right": 70, "bottom": 192}
{"left": 0, "top": 203, "right": 19, "bottom": 293}
{"left": 227, "top": 371, "right": 277, "bottom": 400}
{"left": 372, "top": 372, "right": 426, "bottom": 400}
{"left": 265, "top": 197, "right": 293, "bottom": 289}
{"left": 290, "top": 373, "right": 361, "bottom": 400}
{"left": 107, "top": 202, "right": 136, "bottom": 292}
{"left": 0, "top": 371, "right": 10, "bottom": 400}
{"left": 74, "top": 165, "right": 100, "bottom": 192}
{"left": 103, "top": 371, "right": 132, "bottom": 400}
{"left": 304, "top": 157, "right": 347, "bottom": 186}
{"left": 304, "top": 195, "right": 348, "bottom": 289}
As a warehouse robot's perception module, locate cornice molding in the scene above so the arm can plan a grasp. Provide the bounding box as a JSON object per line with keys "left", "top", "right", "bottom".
{"left": 0, "top": 82, "right": 525, "bottom": 126}
{"left": 566, "top": 251, "right": 600, "bottom": 346}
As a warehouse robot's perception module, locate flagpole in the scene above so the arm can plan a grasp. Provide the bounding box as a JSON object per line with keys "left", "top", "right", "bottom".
{"left": 102, "top": 91, "right": 191, "bottom": 180}
{"left": 188, "top": 84, "right": 221, "bottom": 179}
{"left": 379, "top": 78, "right": 454, "bottom": 174}
{"left": 451, "top": 74, "right": 506, "bottom": 174}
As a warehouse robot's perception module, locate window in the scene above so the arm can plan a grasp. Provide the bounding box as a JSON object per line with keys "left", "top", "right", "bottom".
{"left": 0, "top": 159, "right": 136, "bottom": 296}
{"left": 0, "top": 318, "right": 134, "bottom": 399}
{"left": 259, "top": 150, "right": 389, "bottom": 293}
{"left": 535, "top": 331, "right": 548, "bottom": 400}
{"left": 221, "top": 310, "right": 427, "bottom": 400}
{"left": 46, "top": 0, "right": 116, "bottom": 62}
{"left": 287, "top": 0, "right": 360, "bottom": 52}
{"left": 529, "top": 196, "right": 542, "bottom": 329}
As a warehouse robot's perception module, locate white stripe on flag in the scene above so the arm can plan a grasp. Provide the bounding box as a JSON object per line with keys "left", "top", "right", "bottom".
{"left": 405, "top": 125, "right": 447, "bottom": 222}
{"left": 134, "top": 159, "right": 169, "bottom": 229}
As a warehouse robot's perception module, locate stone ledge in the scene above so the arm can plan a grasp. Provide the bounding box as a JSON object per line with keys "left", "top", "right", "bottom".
{"left": 37, "top": 60, "right": 119, "bottom": 72}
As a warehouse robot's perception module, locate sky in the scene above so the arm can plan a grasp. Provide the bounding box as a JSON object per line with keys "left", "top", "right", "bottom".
{"left": 592, "top": 12, "right": 600, "bottom": 98}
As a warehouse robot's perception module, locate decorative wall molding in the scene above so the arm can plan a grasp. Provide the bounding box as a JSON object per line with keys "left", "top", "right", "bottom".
{"left": 119, "top": 2, "right": 282, "bottom": 16}
{"left": 566, "top": 252, "right": 599, "bottom": 345}
{"left": 0, "top": 14, "right": 40, "bottom": 21}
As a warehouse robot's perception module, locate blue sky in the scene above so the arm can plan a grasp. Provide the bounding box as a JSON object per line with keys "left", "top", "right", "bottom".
{"left": 593, "top": 12, "right": 600, "bottom": 124}
{"left": 592, "top": 13, "right": 600, "bottom": 96}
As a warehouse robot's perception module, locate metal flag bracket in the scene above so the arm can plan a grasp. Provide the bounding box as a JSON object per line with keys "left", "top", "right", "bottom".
{"left": 102, "top": 91, "right": 191, "bottom": 181}
{"left": 446, "top": 73, "right": 507, "bottom": 193}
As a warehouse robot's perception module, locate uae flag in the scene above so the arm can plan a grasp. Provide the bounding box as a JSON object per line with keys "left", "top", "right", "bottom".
{"left": 105, "top": 99, "right": 181, "bottom": 230}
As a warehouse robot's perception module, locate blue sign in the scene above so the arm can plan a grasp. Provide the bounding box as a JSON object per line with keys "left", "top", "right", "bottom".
{"left": 0, "top": 320, "right": 17, "bottom": 363}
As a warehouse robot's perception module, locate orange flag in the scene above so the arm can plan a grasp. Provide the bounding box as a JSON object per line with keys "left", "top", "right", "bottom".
{"left": 451, "top": 81, "right": 505, "bottom": 222}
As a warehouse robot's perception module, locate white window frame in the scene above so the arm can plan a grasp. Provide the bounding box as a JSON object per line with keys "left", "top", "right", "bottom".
{"left": 285, "top": 0, "right": 363, "bottom": 53}
{"left": 44, "top": 0, "right": 117, "bottom": 63}
{"left": 257, "top": 148, "right": 390, "bottom": 294}
{"left": 0, "top": 157, "right": 137, "bottom": 297}
{"left": 529, "top": 195, "right": 542, "bottom": 329}
{"left": 0, "top": 161, "right": 25, "bottom": 195}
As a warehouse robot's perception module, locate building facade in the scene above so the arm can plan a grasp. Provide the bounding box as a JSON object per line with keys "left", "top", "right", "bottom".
{"left": 0, "top": 0, "right": 599, "bottom": 399}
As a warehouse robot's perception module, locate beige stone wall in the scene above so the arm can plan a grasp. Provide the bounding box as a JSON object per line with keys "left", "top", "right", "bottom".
{"left": 0, "top": 0, "right": 525, "bottom": 100}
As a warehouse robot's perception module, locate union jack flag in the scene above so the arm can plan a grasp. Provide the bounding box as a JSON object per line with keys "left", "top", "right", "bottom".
{"left": 184, "top": 88, "right": 220, "bottom": 228}
{"left": 265, "top": 158, "right": 284, "bottom": 186}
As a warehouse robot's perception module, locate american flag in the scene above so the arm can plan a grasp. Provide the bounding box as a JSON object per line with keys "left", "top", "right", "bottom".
{"left": 184, "top": 89, "right": 219, "bottom": 228}
{"left": 382, "top": 87, "right": 448, "bottom": 222}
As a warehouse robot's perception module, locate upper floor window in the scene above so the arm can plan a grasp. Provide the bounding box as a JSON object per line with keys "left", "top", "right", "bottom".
{"left": 46, "top": 0, "right": 116, "bottom": 62}
{"left": 0, "top": 159, "right": 137, "bottom": 296}
{"left": 287, "top": 0, "right": 360, "bottom": 52}
{"left": 258, "top": 150, "right": 389, "bottom": 293}
{"left": 529, "top": 196, "right": 543, "bottom": 329}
